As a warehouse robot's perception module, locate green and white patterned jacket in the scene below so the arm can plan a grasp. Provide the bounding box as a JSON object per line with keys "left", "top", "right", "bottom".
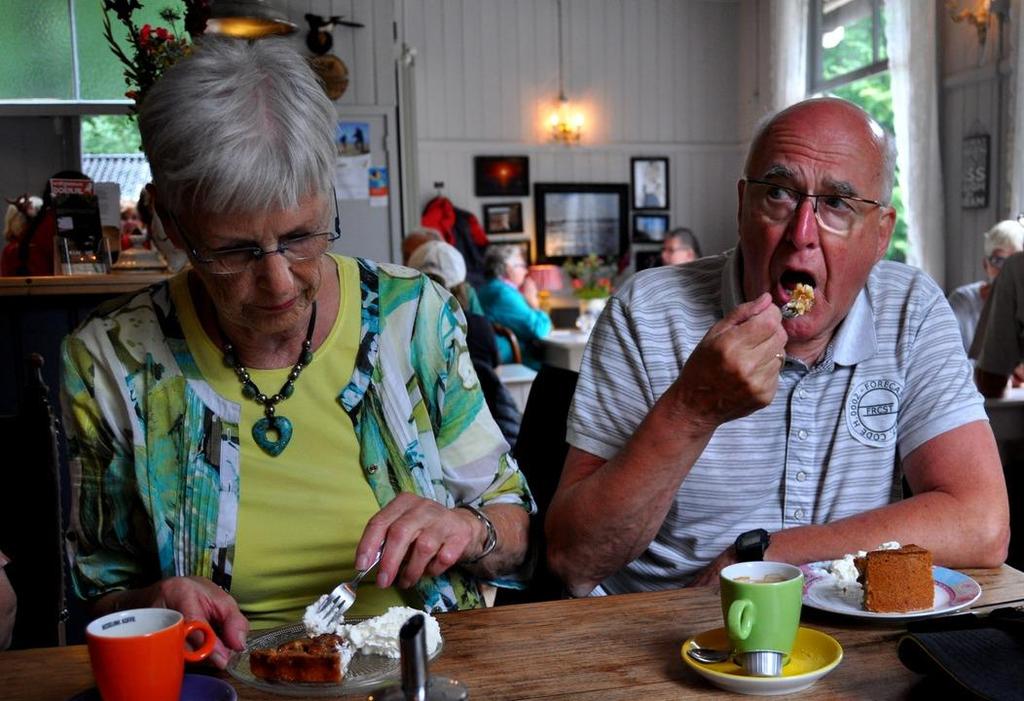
{"left": 61, "top": 257, "right": 534, "bottom": 613}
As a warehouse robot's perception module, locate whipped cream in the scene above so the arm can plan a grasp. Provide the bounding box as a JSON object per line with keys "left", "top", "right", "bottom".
{"left": 302, "top": 602, "right": 442, "bottom": 659}
{"left": 338, "top": 606, "right": 442, "bottom": 659}
{"left": 826, "top": 541, "right": 901, "bottom": 591}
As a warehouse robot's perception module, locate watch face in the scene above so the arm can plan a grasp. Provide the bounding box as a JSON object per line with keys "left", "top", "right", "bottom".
{"left": 736, "top": 529, "right": 768, "bottom": 562}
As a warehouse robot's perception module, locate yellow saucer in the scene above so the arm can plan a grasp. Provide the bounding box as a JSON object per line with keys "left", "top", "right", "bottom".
{"left": 681, "top": 626, "right": 843, "bottom": 696}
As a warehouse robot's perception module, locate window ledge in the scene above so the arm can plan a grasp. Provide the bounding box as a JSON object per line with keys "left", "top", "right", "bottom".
{"left": 0, "top": 101, "right": 131, "bottom": 117}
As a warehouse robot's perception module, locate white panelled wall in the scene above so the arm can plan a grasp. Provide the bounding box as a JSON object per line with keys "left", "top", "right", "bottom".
{"left": 400, "top": 0, "right": 755, "bottom": 258}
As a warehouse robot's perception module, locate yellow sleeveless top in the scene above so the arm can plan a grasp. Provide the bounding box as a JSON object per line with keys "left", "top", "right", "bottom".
{"left": 171, "top": 256, "right": 406, "bottom": 628}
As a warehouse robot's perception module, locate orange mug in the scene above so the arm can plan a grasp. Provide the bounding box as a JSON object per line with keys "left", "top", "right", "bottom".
{"left": 86, "top": 608, "right": 216, "bottom": 701}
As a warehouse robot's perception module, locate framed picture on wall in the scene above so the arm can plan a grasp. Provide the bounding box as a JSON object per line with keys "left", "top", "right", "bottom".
{"left": 534, "top": 182, "right": 629, "bottom": 264}
{"left": 633, "top": 213, "right": 670, "bottom": 242}
{"left": 482, "top": 202, "right": 524, "bottom": 234}
{"left": 631, "top": 157, "right": 669, "bottom": 210}
{"left": 474, "top": 156, "right": 530, "bottom": 197}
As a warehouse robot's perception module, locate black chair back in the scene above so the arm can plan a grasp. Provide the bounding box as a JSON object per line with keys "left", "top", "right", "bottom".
{"left": 497, "top": 364, "right": 578, "bottom": 604}
{"left": 0, "top": 353, "right": 67, "bottom": 648}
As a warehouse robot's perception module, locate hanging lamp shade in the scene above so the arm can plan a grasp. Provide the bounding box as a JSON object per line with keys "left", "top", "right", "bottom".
{"left": 205, "top": 0, "right": 297, "bottom": 38}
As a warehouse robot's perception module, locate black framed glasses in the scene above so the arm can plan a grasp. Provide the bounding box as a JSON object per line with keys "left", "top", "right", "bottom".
{"left": 169, "top": 189, "right": 342, "bottom": 275}
{"left": 743, "top": 178, "right": 887, "bottom": 237}
{"left": 987, "top": 254, "right": 1008, "bottom": 269}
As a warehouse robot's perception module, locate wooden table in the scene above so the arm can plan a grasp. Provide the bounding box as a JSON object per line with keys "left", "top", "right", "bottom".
{"left": 4, "top": 565, "right": 1023, "bottom": 700}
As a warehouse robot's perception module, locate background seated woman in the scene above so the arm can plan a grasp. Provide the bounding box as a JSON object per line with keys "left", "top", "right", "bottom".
{"left": 477, "top": 245, "right": 552, "bottom": 369}
{"left": 61, "top": 37, "right": 532, "bottom": 669}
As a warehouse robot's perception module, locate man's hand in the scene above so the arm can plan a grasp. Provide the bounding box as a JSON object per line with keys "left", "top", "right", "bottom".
{"left": 691, "top": 546, "right": 738, "bottom": 588}
{"left": 95, "top": 576, "right": 248, "bottom": 669}
{"left": 665, "top": 293, "right": 787, "bottom": 432}
{"left": 355, "top": 493, "right": 486, "bottom": 590}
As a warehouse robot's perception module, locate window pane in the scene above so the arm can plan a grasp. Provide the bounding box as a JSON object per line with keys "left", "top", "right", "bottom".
{"left": 829, "top": 71, "right": 906, "bottom": 262}
{"left": 0, "top": 0, "right": 73, "bottom": 99}
{"left": 822, "top": 15, "right": 875, "bottom": 81}
{"left": 82, "top": 115, "right": 142, "bottom": 153}
{"left": 75, "top": 0, "right": 190, "bottom": 100}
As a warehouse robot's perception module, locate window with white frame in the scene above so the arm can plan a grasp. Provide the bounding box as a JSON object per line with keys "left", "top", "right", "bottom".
{"left": 808, "top": 0, "right": 907, "bottom": 261}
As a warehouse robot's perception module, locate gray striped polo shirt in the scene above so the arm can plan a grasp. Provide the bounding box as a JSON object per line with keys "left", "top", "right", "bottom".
{"left": 568, "top": 249, "right": 986, "bottom": 594}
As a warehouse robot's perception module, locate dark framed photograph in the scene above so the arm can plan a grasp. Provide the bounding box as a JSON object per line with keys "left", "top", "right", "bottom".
{"left": 631, "top": 157, "right": 669, "bottom": 210}
{"left": 635, "top": 249, "right": 662, "bottom": 272}
{"left": 482, "top": 202, "right": 524, "bottom": 234}
{"left": 534, "top": 182, "right": 629, "bottom": 264}
{"left": 474, "top": 156, "right": 530, "bottom": 197}
{"left": 633, "top": 213, "right": 670, "bottom": 242}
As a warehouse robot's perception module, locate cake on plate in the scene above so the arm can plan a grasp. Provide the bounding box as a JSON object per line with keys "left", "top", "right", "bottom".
{"left": 855, "top": 544, "right": 934, "bottom": 613}
{"left": 249, "top": 633, "right": 353, "bottom": 683}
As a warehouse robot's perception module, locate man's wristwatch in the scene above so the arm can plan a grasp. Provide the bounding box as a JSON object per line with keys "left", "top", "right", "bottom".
{"left": 734, "top": 528, "right": 771, "bottom": 562}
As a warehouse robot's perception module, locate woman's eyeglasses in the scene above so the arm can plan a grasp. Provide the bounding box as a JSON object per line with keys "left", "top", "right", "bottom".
{"left": 168, "top": 191, "right": 341, "bottom": 275}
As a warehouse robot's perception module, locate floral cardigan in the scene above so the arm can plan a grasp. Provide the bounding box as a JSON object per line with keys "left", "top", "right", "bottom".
{"left": 61, "top": 257, "right": 534, "bottom": 613}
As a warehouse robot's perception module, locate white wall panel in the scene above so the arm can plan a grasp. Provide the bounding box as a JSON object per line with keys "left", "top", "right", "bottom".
{"left": 404, "top": 0, "right": 745, "bottom": 257}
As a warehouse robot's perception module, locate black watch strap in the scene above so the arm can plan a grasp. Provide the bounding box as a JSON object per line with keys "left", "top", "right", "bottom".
{"left": 734, "top": 528, "right": 771, "bottom": 562}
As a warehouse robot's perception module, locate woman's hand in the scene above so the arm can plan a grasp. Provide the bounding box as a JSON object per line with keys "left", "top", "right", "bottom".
{"left": 355, "top": 493, "right": 486, "bottom": 590}
{"left": 520, "top": 276, "right": 541, "bottom": 309}
{"left": 94, "top": 576, "right": 248, "bottom": 669}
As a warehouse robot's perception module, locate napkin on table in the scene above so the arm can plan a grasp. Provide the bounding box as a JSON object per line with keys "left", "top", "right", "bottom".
{"left": 897, "top": 606, "right": 1024, "bottom": 700}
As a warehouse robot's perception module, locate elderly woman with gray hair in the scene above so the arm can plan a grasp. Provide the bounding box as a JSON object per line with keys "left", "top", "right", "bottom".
{"left": 61, "top": 37, "right": 531, "bottom": 668}
{"left": 477, "top": 245, "right": 552, "bottom": 369}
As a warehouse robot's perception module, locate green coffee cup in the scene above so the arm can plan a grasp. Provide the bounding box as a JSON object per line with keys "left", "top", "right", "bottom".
{"left": 720, "top": 562, "right": 804, "bottom": 659}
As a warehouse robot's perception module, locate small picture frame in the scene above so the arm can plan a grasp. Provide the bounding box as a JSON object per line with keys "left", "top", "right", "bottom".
{"left": 633, "top": 213, "right": 670, "bottom": 242}
{"left": 474, "top": 156, "right": 530, "bottom": 197}
{"left": 482, "top": 202, "right": 524, "bottom": 234}
{"left": 635, "top": 249, "right": 662, "bottom": 272}
{"left": 631, "top": 157, "right": 669, "bottom": 210}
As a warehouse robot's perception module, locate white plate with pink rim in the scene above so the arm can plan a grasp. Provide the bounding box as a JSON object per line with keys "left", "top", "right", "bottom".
{"left": 799, "top": 563, "right": 982, "bottom": 620}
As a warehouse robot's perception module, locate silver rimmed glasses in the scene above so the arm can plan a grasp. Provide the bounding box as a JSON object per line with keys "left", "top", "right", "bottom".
{"left": 743, "top": 178, "right": 887, "bottom": 237}
{"left": 167, "top": 190, "right": 341, "bottom": 275}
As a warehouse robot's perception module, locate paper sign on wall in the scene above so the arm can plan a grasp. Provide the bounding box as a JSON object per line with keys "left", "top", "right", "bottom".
{"left": 369, "top": 167, "right": 389, "bottom": 207}
{"left": 334, "top": 121, "right": 370, "bottom": 200}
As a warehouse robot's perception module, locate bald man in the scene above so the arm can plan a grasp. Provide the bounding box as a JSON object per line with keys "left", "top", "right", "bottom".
{"left": 547, "top": 98, "right": 1008, "bottom": 597}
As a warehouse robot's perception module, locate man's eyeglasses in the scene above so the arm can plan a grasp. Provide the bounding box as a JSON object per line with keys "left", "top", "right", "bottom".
{"left": 987, "top": 254, "right": 1008, "bottom": 269}
{"left": 168, "top": 190, "right": 342, "bottom": 275}
{"left": 743, "top": 178, "right": 887, "bottom": 237}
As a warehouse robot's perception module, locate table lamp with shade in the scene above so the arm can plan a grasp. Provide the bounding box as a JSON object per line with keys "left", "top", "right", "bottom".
{"left": 527, "top": 264, "right": 563, "bottom": 313}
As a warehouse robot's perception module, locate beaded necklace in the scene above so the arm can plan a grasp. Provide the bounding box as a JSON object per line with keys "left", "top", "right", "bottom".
{"left": 220, "top": 301, "right": 317, "bottom": 456}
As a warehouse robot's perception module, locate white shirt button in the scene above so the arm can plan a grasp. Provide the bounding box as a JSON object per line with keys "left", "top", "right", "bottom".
{"left": 796, "top": 471, "right": 807, "bottom": 482}
{"left": 794, "top": 509, "right": 804, "bottom": 520}
{"left": 798, "top": 388, "right": 808, "bottom": 399}
{"left": 798, "top": 429, "right": 808, "bottom": 440}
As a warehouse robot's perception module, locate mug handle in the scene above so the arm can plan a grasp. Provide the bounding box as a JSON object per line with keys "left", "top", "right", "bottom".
{"left": 727, "top": 599, "right": 755, "bottom": 641}
{"left": 182, "top": 619, "right": 217, "bottom": 663}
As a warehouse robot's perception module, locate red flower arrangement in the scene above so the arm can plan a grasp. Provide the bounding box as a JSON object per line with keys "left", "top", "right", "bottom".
{"left": 101, "top": 0, "right": 210, "bottom": 111}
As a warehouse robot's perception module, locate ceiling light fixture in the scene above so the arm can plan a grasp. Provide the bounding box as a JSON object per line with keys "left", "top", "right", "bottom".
{"left": 548, "top": 0, "right": 584, "bottom": 145}
{"left": 205, "top": 0, "right": 297, "bottom": 38}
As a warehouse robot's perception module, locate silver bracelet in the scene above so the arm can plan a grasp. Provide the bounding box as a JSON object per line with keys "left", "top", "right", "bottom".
{"left": 458, "top": 504, "right": 497, "bottom": 563}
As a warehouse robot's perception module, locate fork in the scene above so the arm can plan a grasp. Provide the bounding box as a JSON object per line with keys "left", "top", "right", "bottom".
{"left": 315, "top": 548, "right": 384, "bottom": 627}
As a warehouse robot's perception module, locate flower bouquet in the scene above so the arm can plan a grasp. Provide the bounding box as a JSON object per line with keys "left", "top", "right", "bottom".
{"left": 562, "top": 254, "right": 614, "bottom": 300}
{"left": 562, "top": 254, "right": 615, "bottom": 332}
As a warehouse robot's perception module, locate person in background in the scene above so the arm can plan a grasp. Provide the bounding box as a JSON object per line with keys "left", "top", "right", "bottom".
{"left": 973, "top": 248, "right": 1024, "bottom": 397}
{"left": 408, "top": 240, "right": 521, "bottom": 445}
{"left": 0, "top": 550, "right": 15, "bottom": 650}
{"left": 401, "top": 226, "right": 442, "bottom": 264}
{"left": 547, "top": 97, "right": 1008, "bottom": 598}
{"left": 477, "top": 245, "right": 552, "bottom": 370}
{"left": 948, "top": 219, "right": 1024, "bottom": 353}
{"left": 61, "top": 37, "right": 531, "bottom": 669}
{"left": 660, "top": 227, "right": 702, "bottom": 266}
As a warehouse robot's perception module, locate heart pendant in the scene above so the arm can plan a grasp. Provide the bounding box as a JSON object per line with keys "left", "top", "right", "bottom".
{"left": 252, "top": 416, "right": 293, "bottom": 456}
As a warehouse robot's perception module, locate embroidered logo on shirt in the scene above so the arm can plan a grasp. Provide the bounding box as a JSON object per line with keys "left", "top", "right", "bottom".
{"left": 846, "top": 378, "right": 901, "bottom": 447}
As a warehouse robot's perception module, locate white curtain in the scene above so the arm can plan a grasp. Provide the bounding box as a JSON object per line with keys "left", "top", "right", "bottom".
{"left": 885, "top": 1, "right": 945, "bottom": 285}
{"left": 767, "top": 0, "right": 810, "bottom": 112}
{"left": 1009, "top": 1, "right": 1024, "bottom": 216}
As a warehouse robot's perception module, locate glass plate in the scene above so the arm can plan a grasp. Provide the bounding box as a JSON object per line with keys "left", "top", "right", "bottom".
{"left": 226, "top": 619, "right": 443, "bottom": 698}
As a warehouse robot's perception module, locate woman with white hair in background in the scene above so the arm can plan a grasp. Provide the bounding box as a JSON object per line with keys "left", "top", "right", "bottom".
{"left": 478, "top": 245, "right": 552, "bottom": 369}
{"left": 948, "top": 219, "right": 1024, "bottom": 353}
{"left": 61, "top": 36, "right": 531, "bottom": 668}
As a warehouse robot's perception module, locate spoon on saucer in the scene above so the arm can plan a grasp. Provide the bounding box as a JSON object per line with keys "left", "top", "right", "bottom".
{"left": 687, "top": 645, "right": 731, "bottom": 664}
